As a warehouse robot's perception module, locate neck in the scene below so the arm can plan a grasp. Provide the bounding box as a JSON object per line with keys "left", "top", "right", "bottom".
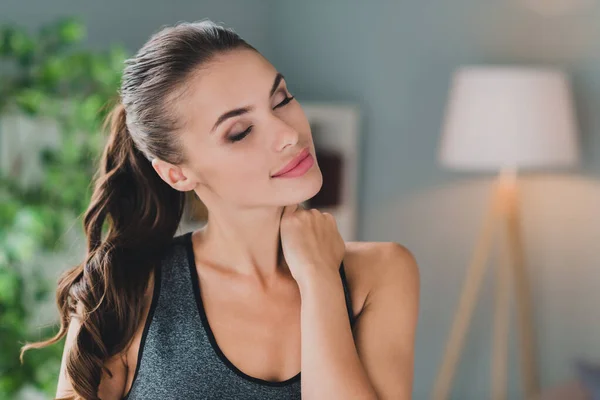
{"left": 192, "top": 204, "right": 290, "bottom": 282}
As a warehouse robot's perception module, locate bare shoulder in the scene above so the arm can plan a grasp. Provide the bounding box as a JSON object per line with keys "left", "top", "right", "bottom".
{"left": 57, "top": 301, "right": 130, "bottom": 399}
{"left": 56, "top": 268, "right": 156, "bottom": 399}
{"left": 121, "top": 267, "right": 157, "bottom": 391}
{"left": 343, "top": 241, "right": 419, "bottom": 284}
{"left": 342, "top": 241, "right": 420, "bottom": 316}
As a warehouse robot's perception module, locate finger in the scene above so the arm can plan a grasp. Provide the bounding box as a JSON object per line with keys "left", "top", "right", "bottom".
{"left": 282, "top": 204, "right": 300, "bottom": 218}
{"left": 323, "top": 212, "right": 337, "bottom": 226}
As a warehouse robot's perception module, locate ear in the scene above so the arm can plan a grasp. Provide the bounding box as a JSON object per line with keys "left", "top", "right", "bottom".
{"left": 151, "top": 158, "right": 197, "bottom": 192}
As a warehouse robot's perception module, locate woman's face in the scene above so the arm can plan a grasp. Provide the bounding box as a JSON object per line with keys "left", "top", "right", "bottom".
{"left": 177, "top": 49, "right": 322, "bottom": 209}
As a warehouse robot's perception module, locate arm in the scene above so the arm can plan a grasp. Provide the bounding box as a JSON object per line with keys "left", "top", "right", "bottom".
{"left": 299, "top": 242, "right": 419, "bottom": 400}
{"left": 56, "top": 306, "right": 128, "bottom": 400}
{"left": 352, "top": 243, "right": 420, "bottom": 399}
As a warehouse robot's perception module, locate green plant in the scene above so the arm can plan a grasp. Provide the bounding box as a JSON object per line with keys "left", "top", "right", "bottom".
{"left": 0, "top": 17, "right": 128, "bottom": 398}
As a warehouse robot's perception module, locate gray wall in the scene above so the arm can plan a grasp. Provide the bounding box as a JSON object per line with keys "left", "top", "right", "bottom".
{"left": 3, "top": 1, "right": 600, "bottom": 398}
{"left": 0, "top": 0, "right": 273, "bottom": 56}
{"left": 268, "top": 1, "right": 600, "bottom": 398}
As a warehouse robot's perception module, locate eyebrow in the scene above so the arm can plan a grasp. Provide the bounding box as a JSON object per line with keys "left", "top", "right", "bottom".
{"left": 210, "top": 72, "right": 285, "bottom": 134}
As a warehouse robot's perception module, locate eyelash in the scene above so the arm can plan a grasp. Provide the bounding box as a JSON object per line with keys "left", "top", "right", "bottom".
{"left": 227, "top": 94, "right": 295, "bottom": 143}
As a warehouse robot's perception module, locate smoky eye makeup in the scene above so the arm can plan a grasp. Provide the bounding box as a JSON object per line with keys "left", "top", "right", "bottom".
{"left": 273, "top": 90, "right": 295, "bottom": 109}
{"left": 227, "top": 125, "right": 252, "bottom": 143}
{"left": 222, "top": 84, "right": 295, "bottom": 144}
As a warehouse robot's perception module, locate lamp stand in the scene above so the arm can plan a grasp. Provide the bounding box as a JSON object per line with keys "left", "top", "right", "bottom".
{"left": 432, "top": 169, "right": 539, "bottom": 400}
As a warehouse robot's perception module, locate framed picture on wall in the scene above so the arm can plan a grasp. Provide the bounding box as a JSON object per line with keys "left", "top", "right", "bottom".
{"left": 301, "top": 102, "right": 361, "bottom": 242}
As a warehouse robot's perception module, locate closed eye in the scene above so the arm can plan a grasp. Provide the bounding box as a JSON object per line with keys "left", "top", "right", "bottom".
{"left": 227, "top": 94, "right": 294, "bottom": 143}
{"left": 274, "top": 95, "right": 295, "bottom": 110}
{"left": 227, "top": 126, "right": 252, "bottom": 143}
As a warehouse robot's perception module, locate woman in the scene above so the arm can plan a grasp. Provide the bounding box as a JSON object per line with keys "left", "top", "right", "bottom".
{"left": 21, "top": 20, "right": 419, "bottom": 400}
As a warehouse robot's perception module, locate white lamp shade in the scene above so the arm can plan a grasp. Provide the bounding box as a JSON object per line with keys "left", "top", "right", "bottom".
{"left": 439, "top": 66, "right": 580, "bottom": 171}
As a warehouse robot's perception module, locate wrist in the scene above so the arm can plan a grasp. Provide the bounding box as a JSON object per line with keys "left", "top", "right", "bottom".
{"left": 297, "top": 265, "right": 343, "bottom": 297}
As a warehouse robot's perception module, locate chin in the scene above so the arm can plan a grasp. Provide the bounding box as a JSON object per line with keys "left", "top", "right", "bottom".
{"left": 302, "top": 170, "right": 324, "bottom": 202}
{"left": 274, "top": 166, "right": 323, "bottom": 205}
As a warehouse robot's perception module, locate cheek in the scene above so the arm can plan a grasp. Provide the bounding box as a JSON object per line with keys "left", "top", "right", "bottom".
{"left": 203, "top": 152, "right": 270, "bottom": 196}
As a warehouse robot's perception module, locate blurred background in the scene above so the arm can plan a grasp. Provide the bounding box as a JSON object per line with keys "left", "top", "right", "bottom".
{"left": 1, "top": 1, "right": 600, "bottom": 399}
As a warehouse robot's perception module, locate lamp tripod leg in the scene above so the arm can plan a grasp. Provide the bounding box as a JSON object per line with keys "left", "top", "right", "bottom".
{"left": 505, "top": 183, "right": 539, "bottom": 399}
{"left": 491, "top": 207, "right": 512, "bottom": 400}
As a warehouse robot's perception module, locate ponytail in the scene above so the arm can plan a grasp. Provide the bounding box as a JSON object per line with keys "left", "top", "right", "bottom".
{"left": 20, "top": 18, "right": 255, "bottom": 399}
{"left": 20, "top": 103, "right": 186, "bottom": 399}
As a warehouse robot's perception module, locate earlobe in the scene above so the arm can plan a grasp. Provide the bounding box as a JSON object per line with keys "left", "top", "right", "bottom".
{"left": 175, "top": 179, "right": 197, "bottom": 192}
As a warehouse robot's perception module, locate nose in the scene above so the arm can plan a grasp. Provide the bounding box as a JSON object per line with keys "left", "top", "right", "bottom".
{"left": 271, "top": 115, "right": 299, "bottom": 152}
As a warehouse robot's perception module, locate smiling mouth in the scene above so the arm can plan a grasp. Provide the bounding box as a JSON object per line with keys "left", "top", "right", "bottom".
{"left": 271, "top": 152, "right": 314, "bottom": 178}
{"left": 271, "top": 147, "right": 311, "bottom": 177}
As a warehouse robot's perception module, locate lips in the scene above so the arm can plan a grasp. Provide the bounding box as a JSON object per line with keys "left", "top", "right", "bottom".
{"left": 272, "top": 147, "right": 310, "bottom": 177}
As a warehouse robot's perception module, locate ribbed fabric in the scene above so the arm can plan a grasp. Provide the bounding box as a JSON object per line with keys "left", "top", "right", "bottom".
{"left": 122, "top": 231, "right": 355, "bottom": 399}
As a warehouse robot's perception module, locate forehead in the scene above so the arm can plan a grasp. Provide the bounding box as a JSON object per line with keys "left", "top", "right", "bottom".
{"left": 177, "top": 49, "right": 278, "bottom": 130}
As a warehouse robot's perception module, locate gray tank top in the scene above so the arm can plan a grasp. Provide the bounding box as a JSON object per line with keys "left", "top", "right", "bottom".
{"left": 122, "top": 231, "right": 356, "bottom": 399}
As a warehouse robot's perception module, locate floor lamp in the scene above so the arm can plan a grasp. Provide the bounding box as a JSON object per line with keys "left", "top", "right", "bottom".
{"left": 432, "top": 66, "right": 580, "bottom": 400}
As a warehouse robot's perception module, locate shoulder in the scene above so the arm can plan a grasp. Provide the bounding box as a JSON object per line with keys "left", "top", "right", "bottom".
{"left": 344, "top": 241, "right": 419, "bottom": 283}
{"left": 58, "top": 301, "right": 129, "bottom": 399}
{"left": 342, "top": 242, "right": 419, "bottom": 313}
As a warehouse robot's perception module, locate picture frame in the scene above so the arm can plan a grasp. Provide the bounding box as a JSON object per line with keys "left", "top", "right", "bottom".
{"left": 301, "top": 102, "right": 361, "bottom": 241}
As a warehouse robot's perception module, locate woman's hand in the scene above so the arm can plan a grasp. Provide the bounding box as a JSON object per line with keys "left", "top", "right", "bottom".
{"left": 279, "top": 204, "right": 346, "bottom": 289}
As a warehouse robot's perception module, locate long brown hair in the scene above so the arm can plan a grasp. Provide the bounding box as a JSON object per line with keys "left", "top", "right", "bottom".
{"left": 19, "top": 20, "right": 256, "bottom": 400}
